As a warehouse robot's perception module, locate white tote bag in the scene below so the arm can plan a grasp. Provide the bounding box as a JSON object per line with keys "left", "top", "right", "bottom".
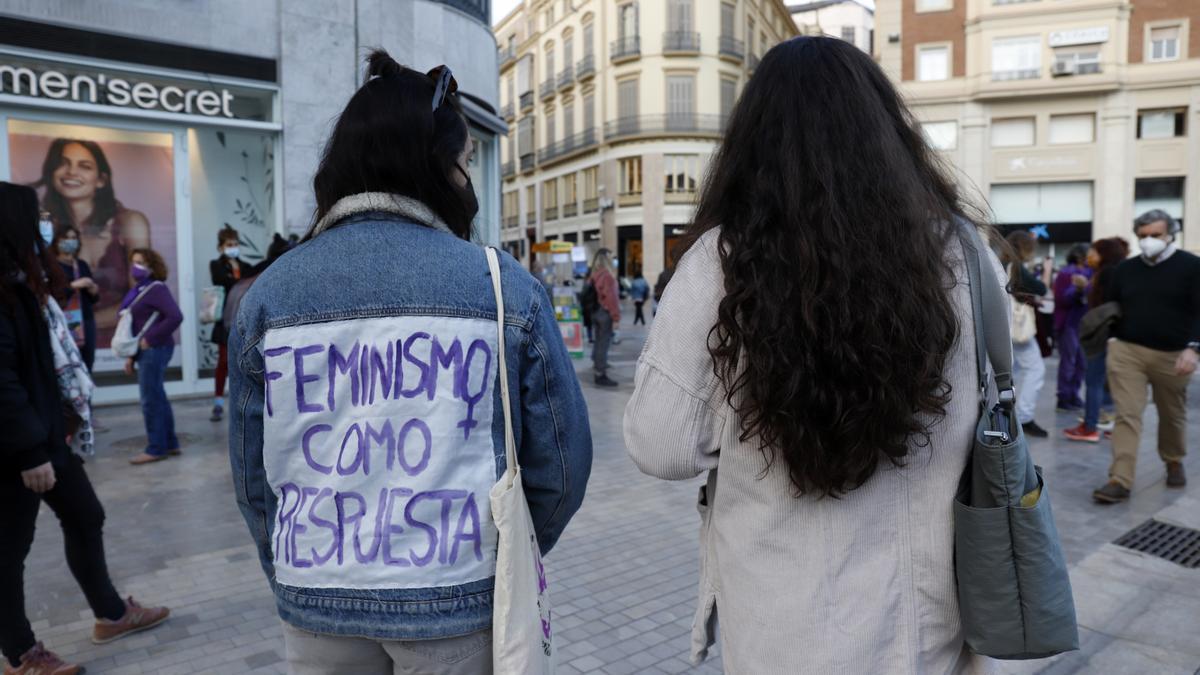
{"left": 198, "top": 285, "right": 225, "bottom": 325}
{"left": 110, "top": 282, "right": 161, "bottom": 359}
{"left": 486, "top": 247, "right": 555, "bottom": 675}
{"left": 1006, "top": 265, "right": 1037, "bottom": 345}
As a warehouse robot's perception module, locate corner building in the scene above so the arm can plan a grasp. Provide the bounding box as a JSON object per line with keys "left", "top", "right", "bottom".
{"left": 876, "top": 0, "right": 1200, "bottom": 252}
{"left": 495, "top": 0, "right": 797, "bottom": 281}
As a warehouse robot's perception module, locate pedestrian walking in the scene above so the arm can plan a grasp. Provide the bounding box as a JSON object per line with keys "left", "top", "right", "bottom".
{"left": 630, "top": 271, "right": 649, "bottom": 325}
{"left": 51, "top": 224, "right": 100, "bottom": 372}
{"left": 1092, "top": 210, "right": 1199, "bottom": 503}
{"left": 122, "top": 248, "right": 183, "bottom": 465}
{"left": 625, "top": 37, "right": 1000, "bottom": 674}
{"left": 1005, "top": 230, "right": 1051, "bottom": 438}
{"left": 1053, "top": 244, "right": 1092, "bottom": 411}
{"left": 1064, "top": 237, "right": 1129, "bottom": 443}
{"left": 589, "top": 248, "right": 620, "bottom": 387}
{"left": 207, "top": 225, "right": 249, "bottom": 422}
{"left": 228, "top": 51, "right": 591, "bottom": 675}
{"left": 0, "top": 182, "right": 169, "bottom": 675}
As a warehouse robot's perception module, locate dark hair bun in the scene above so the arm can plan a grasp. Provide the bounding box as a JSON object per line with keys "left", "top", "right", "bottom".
{"left": 366, "top": 49, "right": 404, "bottom": 79}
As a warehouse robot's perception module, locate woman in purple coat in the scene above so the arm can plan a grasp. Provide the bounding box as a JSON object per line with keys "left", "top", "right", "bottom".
{"left": 121, "top": 248, "right": 183, "bottom": 465}
{"left": 1053, "top": 244, "right": 1092, "bottom": 411}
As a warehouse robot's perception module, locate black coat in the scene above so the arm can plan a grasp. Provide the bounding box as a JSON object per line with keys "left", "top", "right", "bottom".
{"left": 209, "top": 256, "right": 252, "bottom": 345}
{"left": 0, "top": 281, "right": 69, "bottom": 472}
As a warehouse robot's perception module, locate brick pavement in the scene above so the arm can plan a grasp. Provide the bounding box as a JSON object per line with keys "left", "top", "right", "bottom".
{"left": 16, "top": 312, "right": 1200, "bottom": 674}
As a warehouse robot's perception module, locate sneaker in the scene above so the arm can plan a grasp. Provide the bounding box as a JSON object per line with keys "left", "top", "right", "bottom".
{"left": 2, "top": 643, "right": 81, "bottom": 675}
{"left": 1092, "top": 480, "right": 1131, "bottom": 504}
{"left": 210, "top": 404, "right": 224, "bottom": 422}
{"left": 1021, "top": 421, "right": 1049, "bottom": 438}
{"left": 594, "top": 375, "right": 619, "bottom": 388}
{"left": 129, "top": 453, "right": 167, "bottom": 465}
{"left": 92, "top": 597, "right": 170, "bottom": 645}
{"left": 1097, "top": 419, "right": 1115, "bottom": 432}
{"left": 1166, "top": 462, "right": 1187, "bottom": 488}
{"left": 1055, "top": 403, "right": 1083, "bottom": 413}
{"left": 1063, "top": 424, "right": 1100, "bottom": 443}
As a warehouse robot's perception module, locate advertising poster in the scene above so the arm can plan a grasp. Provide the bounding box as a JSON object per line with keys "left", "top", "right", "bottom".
{"left": 9, "top": 118, "right": 177, "bottom": 373}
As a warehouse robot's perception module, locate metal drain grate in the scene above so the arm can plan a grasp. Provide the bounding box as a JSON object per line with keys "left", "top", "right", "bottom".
{"left": 1113, "top": 519, "right": 1200, "bottom": 569}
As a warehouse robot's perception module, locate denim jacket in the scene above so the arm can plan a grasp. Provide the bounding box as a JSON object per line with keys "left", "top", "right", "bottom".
{"left": 228, "top": 194, "right": 592, "bottom": 640}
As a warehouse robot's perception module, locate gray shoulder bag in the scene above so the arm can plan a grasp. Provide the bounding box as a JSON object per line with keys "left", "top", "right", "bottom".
{"left": 954, "top": 219, "right": 1079, "bottom": 660}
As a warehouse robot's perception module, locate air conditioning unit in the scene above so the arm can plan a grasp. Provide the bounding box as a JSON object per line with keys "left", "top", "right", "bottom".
{"left": 1051, "top": 60, "right": 1076, "bottom": 77}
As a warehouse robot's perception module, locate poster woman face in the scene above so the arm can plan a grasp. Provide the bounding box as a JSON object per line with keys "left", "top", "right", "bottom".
{"left": 52, "top": 142, "right": 109, "bottom": 202}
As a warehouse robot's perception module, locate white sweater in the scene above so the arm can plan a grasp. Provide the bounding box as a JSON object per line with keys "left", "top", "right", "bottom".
{"left": 624, "top": 229, "right": 997, "bottom": 675}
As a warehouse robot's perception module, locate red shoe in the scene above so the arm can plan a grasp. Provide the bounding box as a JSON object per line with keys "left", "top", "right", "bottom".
{"left": 1063, "top": 424, "right": 1100, "bottom": 443}
{"left": 2, "top": 642, "right": 81, "bottom": 675}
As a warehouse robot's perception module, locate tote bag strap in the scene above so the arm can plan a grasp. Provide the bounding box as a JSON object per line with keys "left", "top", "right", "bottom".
{"left": 485, "top": 247, "right": 520, "bottom": 486}
{"left": 956, "top": 218, "right": 1015, "bottom": 402}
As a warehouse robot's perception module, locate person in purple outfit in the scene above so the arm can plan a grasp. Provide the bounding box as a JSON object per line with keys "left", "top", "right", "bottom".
{"left": 121, "top": 248, "right": 183, "bottom": 465}
{"left": 1053, "top": 244, "right": 1092, "bottom": 411}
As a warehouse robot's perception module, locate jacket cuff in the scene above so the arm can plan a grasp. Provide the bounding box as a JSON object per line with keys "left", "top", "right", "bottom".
{"left": 18, "top": 443, "right": 52, "bottom": 471}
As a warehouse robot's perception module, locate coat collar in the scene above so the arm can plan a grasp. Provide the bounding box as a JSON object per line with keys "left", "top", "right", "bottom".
{"left": 309, "top": 193, "right": 454, "bottom": 238}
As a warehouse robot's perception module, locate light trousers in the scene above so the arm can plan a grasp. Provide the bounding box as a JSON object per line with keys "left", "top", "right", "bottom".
{"left": 282, "top": 622, "right": 492, "bottom": 675}
{"left": 1106, "top": 339, "right": 1191, "bottom": 489}
{"left": 1011, "top": 339, "right": 1046, "bottom": 425}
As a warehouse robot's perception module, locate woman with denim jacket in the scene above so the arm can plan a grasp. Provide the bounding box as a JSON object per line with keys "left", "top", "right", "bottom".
{"left": 228, "top": 51, "right": 592, "bottom": 674}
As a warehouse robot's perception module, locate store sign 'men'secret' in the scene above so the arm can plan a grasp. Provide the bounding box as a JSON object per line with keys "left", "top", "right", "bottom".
{"left": 0, "top": 64, "right": 235, "bottom": 118}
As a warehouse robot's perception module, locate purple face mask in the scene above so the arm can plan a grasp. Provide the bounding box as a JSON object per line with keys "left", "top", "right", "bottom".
{"left": 131, "top": 263, "right": 151, "bottom": 283}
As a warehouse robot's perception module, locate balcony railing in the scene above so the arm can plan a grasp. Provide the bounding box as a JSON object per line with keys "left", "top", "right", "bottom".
{"left": 583, "top": 197, "right": 599, "bottom": 213}
{"left": 557, "top": 65, "right": 575, "bottom": 90}
{"left": 611, "top": 36, "right": 640, "bottom": 61}
{"left": 663, "top": 31, "right": 701, "bottom": 53}
{"left": 604, "top": 114, "right": 725, "bottom": 141}
{"left": 501, "top": 102, "right": 514, "bottom": 120}
{"left": 993, "top": 69, "right": 1040, "bottom": 82}
{"left": 576, "top": 54, "right": 596, "bottom": 80}
{"left": 502, "top": 160, "right": 515, "bottom": 178}
{"left": 536, "top": 128, "right": 599, "bottom": 165}
{"left": 498, "top": 45, "right": 517, "bottom": 68}
{"left": 562, "top": 202, "right": 578, "bottom": 218}
{"left": 540, "top": 79, "right": 556, "bottom": 100}
{"left": 544, "top": 206, "right": 559, "bottom": 221}
{"left": 520, "top": 154, "right": 535, "bottom": 172}
{"left": 519, "top": 91, "right": 534, "bottom": 110}
{"left": 503, "top": 214, "right": 520, "bottom": 228}
{"left": 526, "top": 211, "right": 537, "bottom": 224}
{"left": 719, "top": 35, "right": 744, "bottom": 61}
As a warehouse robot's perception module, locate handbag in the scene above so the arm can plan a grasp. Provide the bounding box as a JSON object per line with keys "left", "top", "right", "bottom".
{"left": 111, "top": 282, "right": 161, "bottom": 359}
{"left": 199, "top": 286, "right": 225, "bottom": 325}
{"left": 1006, "top": 265, "right": 1037, "bottom": 345}
{"left": 486, "top": 247, "right": 555, "bottom": 674}
{"left": 954, "top": 220, "right": 1079, "bottom": 660}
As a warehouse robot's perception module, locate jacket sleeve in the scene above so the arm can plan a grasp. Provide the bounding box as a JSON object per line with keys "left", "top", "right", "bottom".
{"left": 228, "top": 307, "right": 277, "bottom": 584}
{"left": 78, "top": 260, "right": 100, "bottom": 304}
{"left": 140, "top": 285, "right": 183, "bottom": 344}
{"left": 599, "top": 273, "right": 621, "bottom": 320}
{"left": 1018, "top": 265, "right": 1048, "bottom": 297}
{"left": 1053, "top": 269, "right": 1083, "bottom": 306}
{"left": 625, "top": 232, "right": 725, "bottom": 480}
{"left": 517, "top": 283, "right": 593, "bottom": 556}
{"left": 0, "top": 310, "right": 52, "bottom": 470}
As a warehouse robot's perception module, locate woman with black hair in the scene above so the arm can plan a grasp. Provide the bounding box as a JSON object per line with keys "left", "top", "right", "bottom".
{"left": 625, "top": 37, "right": 1000, "bottom": 673}
{"left": 0, "top": 182, "right": 169, "bottom": 675}
{"left": 229, "top": 51, "right": 591, "bottom": 674}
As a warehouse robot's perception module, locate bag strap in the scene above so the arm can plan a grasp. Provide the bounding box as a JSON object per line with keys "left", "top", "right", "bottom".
{"left": 128, "top": 281, "right": 161, "bottom": 310}
{"left": 956, "top": 219, "right": 1015, "bottom": 403}
{"left": 486, "top": 247, "right": 519, "bottom": 485}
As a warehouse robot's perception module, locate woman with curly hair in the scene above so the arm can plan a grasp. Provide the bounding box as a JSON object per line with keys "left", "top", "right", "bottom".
{"left": 122, "top": 248, "right": 183, "bottom": 465}
{"left": 625, "top": 37, "right": 998, "bottom": 673}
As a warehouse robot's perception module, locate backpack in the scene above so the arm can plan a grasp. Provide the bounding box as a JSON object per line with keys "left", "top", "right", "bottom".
{"left": 579, "top": 281, "right": 599, "bottom": 316}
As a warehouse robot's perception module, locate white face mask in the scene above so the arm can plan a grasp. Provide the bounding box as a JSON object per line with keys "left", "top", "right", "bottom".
{"left": 39, "top": 218, "right": 54, "bottom": 245}
{"left": 223, "top": 246, "right": 240, "bottom": 259}
{"left": 1138, "top": 236, "right": 1168, "bottom": 259}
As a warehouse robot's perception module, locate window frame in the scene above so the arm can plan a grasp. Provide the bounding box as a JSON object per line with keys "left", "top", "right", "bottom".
{"left": 1047, "top": 113, "right": 1096, "bottom": 145}
{"left": 916, "top": 43, "right": 951, "bottom": 82}
{"left": 990, "top": 116, "right": 1037, "bottom": 148}
{"left": 1146, "top": 22, "right": 1184, "bottom": 63}
{"left": 991, "top": 35, "right": 1043, "bottom": 81}
{"left": 915, "top": 0, "right": 953, "bottom": 13}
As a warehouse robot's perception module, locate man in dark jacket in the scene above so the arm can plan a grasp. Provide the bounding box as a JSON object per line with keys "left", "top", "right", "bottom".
{"left": 1093, "top": 210, "right": 1200, "bottom": 503}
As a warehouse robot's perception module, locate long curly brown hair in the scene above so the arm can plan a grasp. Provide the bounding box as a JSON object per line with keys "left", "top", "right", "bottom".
{"left": 678, "top": 37, "right": 980, "bottom": 498}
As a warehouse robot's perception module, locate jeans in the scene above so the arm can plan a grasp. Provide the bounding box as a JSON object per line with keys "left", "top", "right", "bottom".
{"left": 1012, "top": 339, "right": 1045, "bottom": 425}
{"left": 1, "top": 456, "right": 125, "bottom": 667}
{"left": 282, "top": 622, "right": 492, "bottom": 675}
{"left": 1056, "top": 325, "right": 1086, "bottom": 408}
{"left": 592, "top": 308, "right": 613, "bottom": 377}
{"left": 137, "top": 345, "right": 178, "bottom": 456}
{"left": 1082, "top": 349, "right": 1108, "bottom": 430}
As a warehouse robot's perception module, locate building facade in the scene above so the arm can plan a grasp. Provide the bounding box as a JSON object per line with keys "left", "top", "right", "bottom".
{"left": 876, "top": 0, "right": 1200, "bottom": 253}
{"left": 789, "top": 0, "right": 876, "bottom": 54}
{"left": 495, "top": 0, "right": 797, "bottom": 282}
{"left": 0, "top": 0, "right": 505, "bottom": 402}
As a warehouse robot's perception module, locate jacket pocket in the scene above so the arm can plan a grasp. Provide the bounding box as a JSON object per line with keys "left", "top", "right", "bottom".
{"left": 690, "top": 472, "right": 718, "bottom": 665}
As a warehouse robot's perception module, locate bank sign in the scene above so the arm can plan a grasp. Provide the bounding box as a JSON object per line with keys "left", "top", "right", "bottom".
{"left": 0, "top": 53, "right": 275, "bottom": 122}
